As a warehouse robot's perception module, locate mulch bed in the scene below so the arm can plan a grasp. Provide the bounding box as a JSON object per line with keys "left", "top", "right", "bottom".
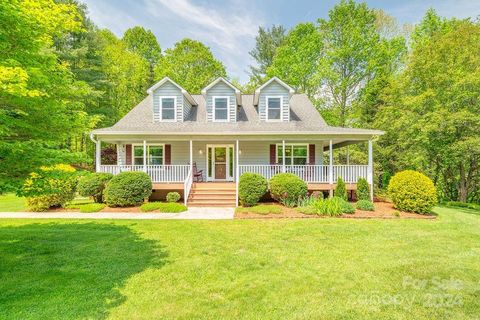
{"left": 234, "top": 202, "right": 437, "bottom": 220}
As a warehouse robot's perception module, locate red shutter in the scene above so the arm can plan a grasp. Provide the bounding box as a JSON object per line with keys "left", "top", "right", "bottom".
{"left": 165, "top": 144, "right": 171, "bottom": 165}
{"left": 125, "top": 144, "right": 132, "bottom": 165}
{"left": 270, "top": 144, "right": 276, "bottom": 164}
{"left": 309, "top": 144, "right": 315, "bottom": 165}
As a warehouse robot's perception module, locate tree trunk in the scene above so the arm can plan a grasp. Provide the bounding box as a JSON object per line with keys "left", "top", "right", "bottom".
{"left": 458, "top": 162, "right": 468, "bottom": 202}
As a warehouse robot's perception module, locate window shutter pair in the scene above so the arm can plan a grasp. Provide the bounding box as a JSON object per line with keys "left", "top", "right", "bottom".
{"left": 269, "top": 144, "right": 315, "bottom": 165}
{"left": 124, "top": 144, "right": 171, "bottom": 165}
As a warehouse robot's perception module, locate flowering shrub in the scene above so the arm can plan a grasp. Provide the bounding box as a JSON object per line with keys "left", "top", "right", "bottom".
{"left": 19, "top": 164, "right": 79, "bottom": 211}
{"left": 269, "top": 173, "right": 307, "bottom": 207}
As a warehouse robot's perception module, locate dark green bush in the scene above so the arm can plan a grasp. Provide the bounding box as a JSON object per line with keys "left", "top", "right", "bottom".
{"left": 335, "top": 177, "right": 347, "bottom": 201}
{"left": 77, "top": 172, "right": 113, "bottom": 203}
{"left": 341, "top": 201, "right": 355, "bottom": 214}
{"left": 388, "top": 170, "right": 437, "bottom": 214}
{"left": 104, "top": 171, "right": 152, "bottom": 207}
{"left": 445, "top": 201, "right": 480, "bottom": 211}
{"left": 269, "top": 173, "right": 307, "bottom": 207}
{"left": 356, "top": 200, "right": 375, "bottom": 211}
{"left": 166, "top": 192, "right": 181, "bottom": 203}
{"left": 356, "top": 177, "right": 370, "bottom": 201}
{"left": 20, "top": 164, "right": 78, "bottom": 211}
{"left": 239, "top": 173, "right": 268, "bottom": 206}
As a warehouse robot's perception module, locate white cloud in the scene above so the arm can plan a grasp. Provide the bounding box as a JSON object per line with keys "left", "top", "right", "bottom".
{"left": 145, "top": 0, "right": 264, "bottom": 80}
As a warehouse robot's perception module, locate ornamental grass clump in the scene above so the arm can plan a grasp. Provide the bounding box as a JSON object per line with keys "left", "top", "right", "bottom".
{"left": 388, "top": 170, "right": 437, "bottom": 214}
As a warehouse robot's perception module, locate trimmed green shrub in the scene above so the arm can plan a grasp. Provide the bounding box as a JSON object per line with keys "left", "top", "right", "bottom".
{"left": 239, "top": 173, "right": 268, "bottom": 206}
{"left": 334, "top": 177, "right": 347, "bottom": 201}
{"left": 388, "top": 170, "right": 437, "bottom": 214}
{"left": 356, "top": 177, "right": 370, "bottom": 201}
{"left": 20, "top": 164, "right": 78, "bottom": 212}
{"left": 77, "top": 172, "right": 113, "bottom": 203}
{"left": 166, "top": 192, "right": 181, "bottom": 203}
{"left": 104, "top": 171, "right": 152, "bottom": 207}
{"left": 356, "top": 200, "right": 375, "bottom": 211}
{"left": 313, "top": 197, "right": 344, "bottom": 216}
{"left": 79, "top": 203, "right": 106, "bottom": 213}
{"left": 269, "top": 173, "right": 308, "bottom": 207}
{"left": 341, "top": 201, "right": 355, "bottom": 214}
{"left": 140, "top": 202, "right": 187, "bottom": 213}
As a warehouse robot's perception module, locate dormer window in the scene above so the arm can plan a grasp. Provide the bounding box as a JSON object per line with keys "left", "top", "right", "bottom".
{"left": 266, "top": 96, "right": 282, "bottom": 121}
{"left": 213, "top": 96, "right": 229, "bottom": 122}
{"left": 160, "top": 96, "right": 176, "bottom": 121}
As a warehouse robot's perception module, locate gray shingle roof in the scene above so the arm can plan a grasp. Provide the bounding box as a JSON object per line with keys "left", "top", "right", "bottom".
{"left": 92, "top": 94, "right": 383, "bottom": 136}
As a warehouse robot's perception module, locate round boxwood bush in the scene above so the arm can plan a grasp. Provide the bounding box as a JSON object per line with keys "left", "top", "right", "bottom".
{"left": 269, "top": 173, "right": 307, "bottom": 207}
{"left": 356, "top": 177, "right": 370, "bottom": 201}
{"left": 166, "top": 192, "right": 181, "bottom": 203}
{"left": 356, "top": 199, "right": 375, "bottom": 211}
{"left": 104, "top": 171, "right": 152, "bottom": 207}
{"left": 239, "top": 173, "right": 268, "bottom": 206}
{"left": 388, "top": 170, "right": 437, "bottom": 214}
{"left": 77, "top": 172, "right": 113, "bottom": 203}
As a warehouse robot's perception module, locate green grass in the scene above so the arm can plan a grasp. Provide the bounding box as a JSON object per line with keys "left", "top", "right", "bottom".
{"left": 65, "top": 197, "right": 95, "bottom": 209}
{"left": 235, "top": 204, "right": 283, "bottom": 215}
{"left": 140, "top": 201, "right": 188, "bottom": 213}
{"left": 79, "top": 203, "right": 106, "bottom": 213}
{"left": 0, "top": 193, "right": 26, "bottom": 212}
{"left": 0, "top": 206, "right": 479, "bottom": 319}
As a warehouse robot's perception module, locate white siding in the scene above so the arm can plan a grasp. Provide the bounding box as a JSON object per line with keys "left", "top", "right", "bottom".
{"left": 258, "top": 82, "right": 290, "bottom": 122}
{"left": 183, "top": 96, "right": 193, "bottom": 120}
{"left": 152, "top": 82, "right": 184, "bottom": 122}
{"left": 205, "top": 82, "right": 237, "bottom": 122}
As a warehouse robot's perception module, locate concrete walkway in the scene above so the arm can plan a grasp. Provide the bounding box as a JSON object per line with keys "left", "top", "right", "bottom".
{"left": 0, "top": 207, "right": 235, "bottom": 220}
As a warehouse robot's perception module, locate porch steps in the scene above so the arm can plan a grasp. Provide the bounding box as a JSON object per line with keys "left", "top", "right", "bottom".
{"left": 187, "top": 183, "right": 236, "bottom": 207}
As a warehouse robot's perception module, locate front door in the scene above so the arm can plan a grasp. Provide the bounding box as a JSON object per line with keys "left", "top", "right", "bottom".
{"left": 207, "top": 145, "right": 234, "bottom": 181}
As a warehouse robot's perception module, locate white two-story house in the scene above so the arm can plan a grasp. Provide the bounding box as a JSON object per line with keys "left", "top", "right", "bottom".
{"left": 90, "top": 77, "right": 383, "bottom": 206}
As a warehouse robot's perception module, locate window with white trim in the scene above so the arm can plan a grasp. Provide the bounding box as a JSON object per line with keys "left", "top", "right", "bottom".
{"left": 277, "top": 144, "right": 308, "bottom": 165}
{"left": 267, "top": 96, "right": 282, "bottom": 121}
{"left": 160, "top": 97, "right": 176, "bottom": 121}
{"left": 213, "top": 96, "right": 229, "bottom": 121}
{"left": 132, "top": 145, "right": 164, "bottom": 165}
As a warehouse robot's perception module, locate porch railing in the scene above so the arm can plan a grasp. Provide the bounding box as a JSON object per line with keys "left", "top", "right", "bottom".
{"left": 183, "top": 167, "right": 193, "bottom": 205}
{"left": 238, "top": 165, "right": 368, "bottom": 183}
{"left": 98, "top": 165, "right": 190, "bottom": 183}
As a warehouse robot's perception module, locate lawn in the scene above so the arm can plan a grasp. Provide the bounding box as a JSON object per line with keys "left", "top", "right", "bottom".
{"left": 0, "top": 193, "right": 26, "bottom": 212}
{"left": 0, "top": 207, "right": 479, "bottom": 319}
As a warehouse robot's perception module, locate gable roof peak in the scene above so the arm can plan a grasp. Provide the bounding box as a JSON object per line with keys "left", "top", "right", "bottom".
{"left": 201, "top": 77, "right": 242, "bottom": 105}
{"left": 254, "top": 77, "right": 295, "bottom": 105}
{"left": 146, "top": 77, "right": 196, "bottom": 105}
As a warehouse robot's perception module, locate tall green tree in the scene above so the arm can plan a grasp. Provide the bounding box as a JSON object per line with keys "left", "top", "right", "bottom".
{"left": 154, "top": 39, "right": 226, "bottom": 93}
{"left": 122, "top": 26, "right": 161, "bottom": 85}
{"left": 317, "top": 0, "right": 397, "bottom": 127}
{"left": 0, "top": 0, "right": 92, "bottom": 190}
{"left": 375, "top": 16, "right": 480, "bottom": 202}
{"left": 249, "top": 25, "right": 286, "bottom": 85}
{"left": 267, "top": 23, "right": 322, "bottom": 98}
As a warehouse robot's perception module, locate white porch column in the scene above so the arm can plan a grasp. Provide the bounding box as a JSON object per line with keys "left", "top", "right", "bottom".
{"left": 368, "top": 139, "right": 374, "bottom": 201}
{"left": 329, "top": 139, "right": 333, "bottom": 197}
{"left": 282, "top": 140, "right": 286, "bottom": 173}
{"left": 189, "top": 140, "right": 193, "bottom": 172}
{"left": 236, "top": 140, "right": 239, "bottom": 206}
{"left": 95, "top": 139, "right": 101, "bottom": 172}
{"left": 143, "top": 140, "right": 147, "bottom": 172}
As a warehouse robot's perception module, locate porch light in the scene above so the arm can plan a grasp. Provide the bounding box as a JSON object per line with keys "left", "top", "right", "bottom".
{"left": 239, "top": 150, "right": 242, "bottom": 155}
{"left": 198, "top": 149, "right": 203, "bottom": 155}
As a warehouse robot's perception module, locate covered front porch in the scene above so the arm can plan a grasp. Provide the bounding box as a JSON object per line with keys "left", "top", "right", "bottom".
{"left": 91, "top": 134, "right": 375, "bottom": 205}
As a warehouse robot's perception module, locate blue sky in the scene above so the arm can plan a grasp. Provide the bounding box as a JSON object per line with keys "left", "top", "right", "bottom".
{"left": 81, "top": 0, "right": 480, "bottom": 82}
